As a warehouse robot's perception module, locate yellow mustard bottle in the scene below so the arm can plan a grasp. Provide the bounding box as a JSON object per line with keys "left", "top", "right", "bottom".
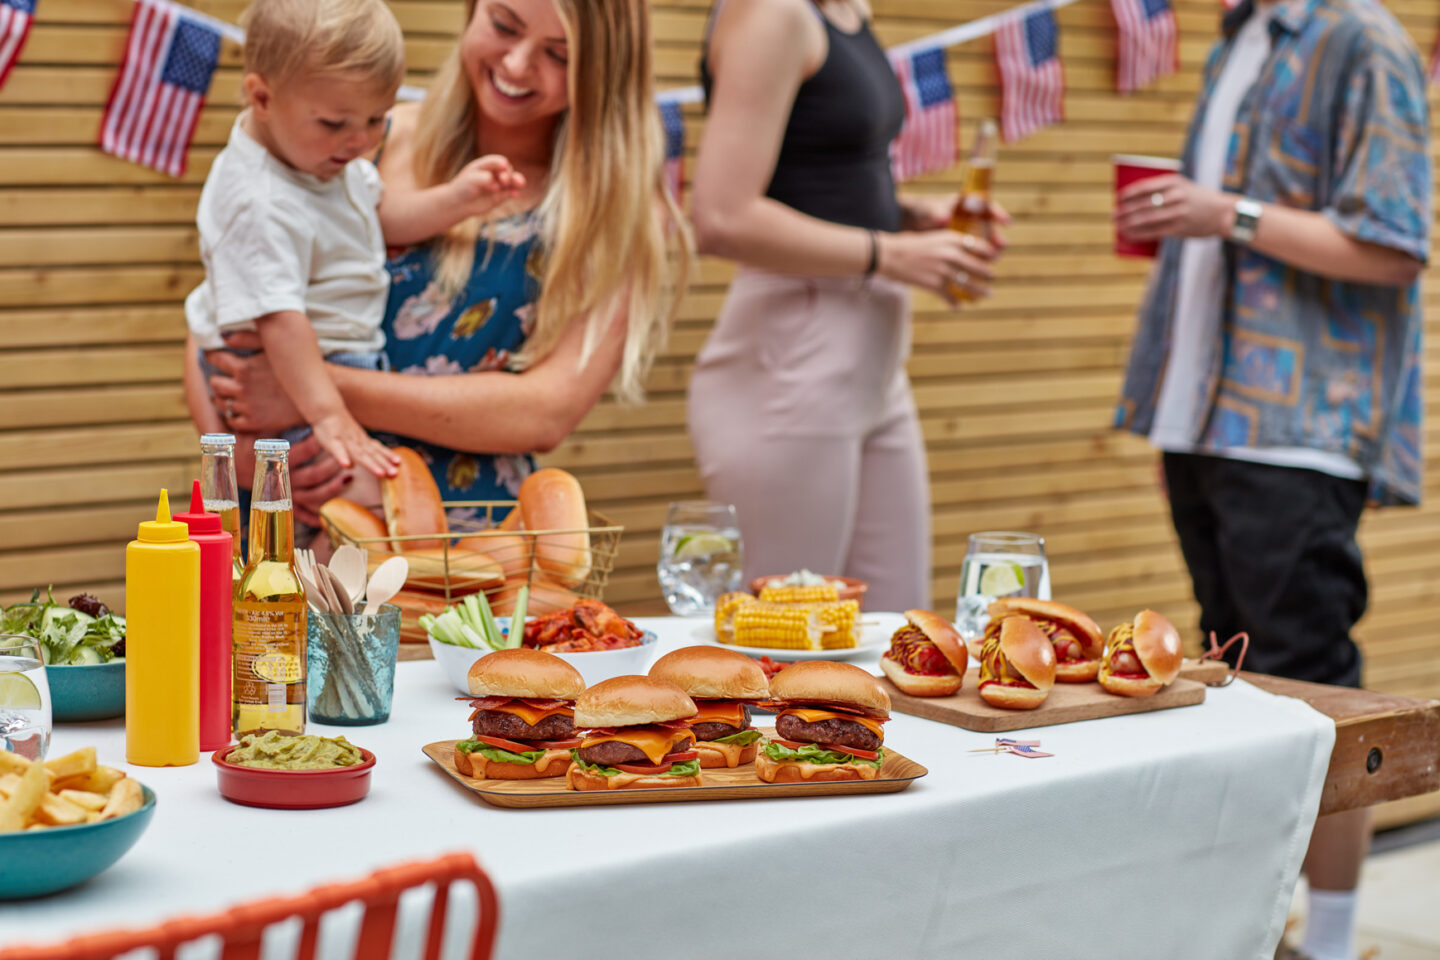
{"left": 125, "top": 489, "right": 200, "bottom": 766}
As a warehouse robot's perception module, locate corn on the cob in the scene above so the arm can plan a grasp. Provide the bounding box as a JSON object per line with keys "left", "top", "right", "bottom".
{"left": 713, "top": 592, "right": 755, "bottom": 643}
{"left": 731, "top": 602, "right": 823, "bottom": 650}
{"left": 804, "top": 599, "right": 860, "bottom": 649}
{"left": 758, "top": 583, "right": 839, "bottom": 604}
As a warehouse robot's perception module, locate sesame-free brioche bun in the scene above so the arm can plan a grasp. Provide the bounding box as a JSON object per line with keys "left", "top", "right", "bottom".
{"left": 381, "top": 447, "right": 448, "bottom": 552}
{"left": 574, "top": 675, "right": 698, "bottom": 728}
{"left": 466, "top": 648, "right": 584, "bottom": 700}
{"left": 767, "top": 660, "right": 891, "bottom": 718}
{"left": 648, "top": 645, "right": 770, "bottom": 700}
{"left": 454, "top": 745, "right": 572, "bottom": 779}
{"left": 987, "top": 597, "right": 1104, "bottom": 659}
{"left": 978, "top": 616, "right": 1056, "bottom": 710}
{"left": 1099, "top": 610, "right": 1183, "bottom": 697}
{"left": 565, "top": 764, "right": 703, "bottom": 791}
{"left": 904, "top": 609, "right": 969, "bottom": 675}
{"left": 755, "top": 751, "right": 880, "bottom": 783}
{"left": 879, "top": 657, "right": 963, "bottom": 696}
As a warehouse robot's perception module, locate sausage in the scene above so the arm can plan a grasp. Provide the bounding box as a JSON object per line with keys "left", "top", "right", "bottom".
{"left": 1111, "top": 651, "right": 1144, "bottom": 676}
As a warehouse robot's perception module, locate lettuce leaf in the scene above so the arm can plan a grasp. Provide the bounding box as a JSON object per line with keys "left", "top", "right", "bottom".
{"left": 456, "top": 740, "right": 545, "bottom": 765}
{"left": 712, "top": 729, "right": 762, "bottom": 746}
{"left": 762, "top": 739, "right": 883, "bottom": 769}
{"left": 570, "top": 753, "right": 701, "bottom": 777}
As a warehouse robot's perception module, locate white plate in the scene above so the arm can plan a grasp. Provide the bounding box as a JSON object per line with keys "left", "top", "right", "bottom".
{"left": 688, "top": 622, "right": 889, "bottom": 661}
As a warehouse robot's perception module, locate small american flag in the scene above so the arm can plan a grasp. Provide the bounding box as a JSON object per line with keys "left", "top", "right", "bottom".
{"left": 0, "top": 0, "right": 35, "bottom": 91}
{"left": 889, "top": 46, "right": 957, "bottom": 183}
{"left": 660, "top": 101, "right": 684, "bottom": 203}
{"left": 995, "top": 8, "right": 1065, "bottom": 143}
{"left": 1112, "top": 0, "right": 1177, "bottom": 93}
{"left": 99, "top": 0, "right": 221, "bottom": 178}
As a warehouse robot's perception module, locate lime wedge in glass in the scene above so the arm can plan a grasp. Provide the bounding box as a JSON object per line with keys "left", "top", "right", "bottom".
{"left": 979, "top": 562, "right": 1024, "bottom": 598}
{"left": 674, "top": 533, "right": 734, "bottom": 560}
{"left": 0, "top": 673, "right": 42, "bottom": 711}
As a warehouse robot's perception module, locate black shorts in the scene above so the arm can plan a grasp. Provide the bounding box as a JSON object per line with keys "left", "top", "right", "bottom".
{"left": 1162, "top": 451, "right": 1368, "bottom": 688}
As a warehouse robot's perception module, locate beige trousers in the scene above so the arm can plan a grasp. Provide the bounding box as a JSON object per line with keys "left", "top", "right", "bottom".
{"left": 686, "top": 269, "right": 931, "bottom": 611}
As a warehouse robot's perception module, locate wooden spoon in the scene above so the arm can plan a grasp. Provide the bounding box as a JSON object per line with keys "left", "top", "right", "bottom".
{"left": 322, "top": 565, "right": 354, "bottom": 615}
{"left": 329, "top": 545, "right": 366, "bottom": 607}
{"left": 364, "top": 556, "right": 409, "bottom": 616}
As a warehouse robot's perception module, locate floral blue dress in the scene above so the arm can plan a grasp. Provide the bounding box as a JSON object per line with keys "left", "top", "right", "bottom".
{"left": 379, "top": 211, "right": 542, "bottom": 527}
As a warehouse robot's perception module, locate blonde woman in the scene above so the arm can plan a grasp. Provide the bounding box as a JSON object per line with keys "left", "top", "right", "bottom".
{"left": 201, "top": 0, "right": 690, "bottom": 526}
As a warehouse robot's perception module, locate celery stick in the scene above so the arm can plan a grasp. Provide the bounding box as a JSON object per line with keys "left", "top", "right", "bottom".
{"left": 506, "top": 586, "right": 529, "bottom": 648}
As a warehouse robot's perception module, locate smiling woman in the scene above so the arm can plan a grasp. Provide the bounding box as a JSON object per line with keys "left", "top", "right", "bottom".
{"left": 193, "top": 0, "right": 692, "bottom": 531}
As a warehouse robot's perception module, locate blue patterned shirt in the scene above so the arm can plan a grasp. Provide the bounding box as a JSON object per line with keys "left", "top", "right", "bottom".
{"left": 1115, "top": 0, "right": 1430, "bottom": 505}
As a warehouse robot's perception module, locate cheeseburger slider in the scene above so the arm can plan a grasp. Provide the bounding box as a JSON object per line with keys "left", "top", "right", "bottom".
{"left": 568, "top": 675, "right": 702, "bottom": 790}
{"left": 648, "top": 646, "right": 769, "bottom": 768}
{"left": 879, "top": 610, "right": 969, "bottom": 697}
{"left": 758, "top": 661, "right": 890, "bottom": 782}
{"left": 987, "top": 598, "right": 1104, "bottom": 683}
{"left": 1099, "top": 610, "right": 1183, "bottom": 697}
{"left": 455, "top": 648, "right": 585, "bottom": 779}
{"left": 977, "top": 615, "right": 1057, "bottom": 710}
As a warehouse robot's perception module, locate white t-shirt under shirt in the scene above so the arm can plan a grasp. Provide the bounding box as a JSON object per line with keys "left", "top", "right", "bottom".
{"left": 185, "top": 114, "right": 388, "bottom": 355}
{"left": 1148, "top": 5, "right": 1363, "bottom": 481}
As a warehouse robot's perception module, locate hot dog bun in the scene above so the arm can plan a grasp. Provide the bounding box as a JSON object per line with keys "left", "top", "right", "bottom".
{"left": 987, "top": 597, "right": 1103, "bottom": 683}
{"left": 879, "top": 610, "right": 968, "bottom": 696}
{"left": 880, "top": 657, "right": 962, "bottom": 696}
{"left": 396, "top": 548, "right": 505, "bottom": 593}
{"left": 486, "top": 579, "right": 580, "bottom": 617}
{"left": 978, "top": 616, "right": 1056, "bottom": 710}
{"left": 1099, "top": 610, "right": 1183, "bottom": 697}
{"left": 381, "top": 447, "right": 448, "bottom": 552}
{"left": 518, "top": 469, "right": 591, "bottom": 587}
{"left": 454, "top": 533, "right": 534, "bottom": 581}
{"left": 319, "top": 498, "right": 391, "bottom": 551}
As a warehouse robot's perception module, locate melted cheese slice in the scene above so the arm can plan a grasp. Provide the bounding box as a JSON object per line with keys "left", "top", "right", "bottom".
{"left": 580, "top": 727, "right": 692, "bottom": 765}
{"left": 503, "top": 702, "right": 574, "bottom": 726}
{"left": 696, "top": 739, "right": 747, "bottom": 767}
{"left": 779, "top": 708, "right": 885, "bottom": 741}
{"left": 689, "top": 701, "right": 746, "bottom": 729}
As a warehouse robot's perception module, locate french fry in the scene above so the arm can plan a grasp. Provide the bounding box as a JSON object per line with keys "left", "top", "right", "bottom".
{"left": 0, "top": 760, "right": 47, "bottom": 832}
{"left": 98, "top": 778, "right": 143, "bottom": 821}
{"left": 0, "top": 751, "right": 30, "bottom": 776}
{"left": 36, "top": 792, "right": 89, "bottom": 827}
{"left": 0, "top": 772, "right": 18, "bottom": 798}
{"left": 53, "top": 765, "right": 124, "bottom": 796}
{"left": 58, "top": 789, "right": 108, "bottom": 812}
{"left": 44, "top": 747, "right": 96, "bottom": 783}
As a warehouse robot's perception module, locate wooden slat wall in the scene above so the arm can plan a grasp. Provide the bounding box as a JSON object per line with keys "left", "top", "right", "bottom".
{"left": 2, "top": 0, "right": 1439, "bottom": 712}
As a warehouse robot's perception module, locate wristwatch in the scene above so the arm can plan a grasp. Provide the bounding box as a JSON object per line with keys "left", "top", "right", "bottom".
{"left": 1230, "top": 197, "right": 1263, "bottom": 245}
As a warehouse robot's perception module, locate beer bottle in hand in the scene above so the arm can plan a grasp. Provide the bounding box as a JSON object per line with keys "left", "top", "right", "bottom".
{"left": 948, "top": 118, "right": 998, "bottom": 303}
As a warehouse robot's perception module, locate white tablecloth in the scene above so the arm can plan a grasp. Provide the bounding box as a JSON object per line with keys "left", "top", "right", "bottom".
{"left": 3, "top": 615, "right": 1334, "bottom": 959}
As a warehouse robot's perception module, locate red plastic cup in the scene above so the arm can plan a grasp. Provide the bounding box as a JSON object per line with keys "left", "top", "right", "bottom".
{"left": 1114, "top": 154, "right": 1182, "bottom": 258}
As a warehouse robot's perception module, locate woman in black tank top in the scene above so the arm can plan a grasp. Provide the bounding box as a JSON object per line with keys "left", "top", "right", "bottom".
{"left": 685, "top": 0, "right": 1007, "bottom": 611}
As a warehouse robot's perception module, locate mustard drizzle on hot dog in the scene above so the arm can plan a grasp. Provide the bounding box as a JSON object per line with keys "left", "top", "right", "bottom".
{"left": 978, "top": 617, "right": 1034, "bottom": 689}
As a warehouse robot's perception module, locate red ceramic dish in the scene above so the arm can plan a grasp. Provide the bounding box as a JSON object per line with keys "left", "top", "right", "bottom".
{"left": 212, "top": 746, "right": 376, "bottom": 810}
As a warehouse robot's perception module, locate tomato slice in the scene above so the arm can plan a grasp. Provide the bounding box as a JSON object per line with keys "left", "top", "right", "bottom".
{"left": 663, "top": 750, "right": 698, "bottom": 763}
{"left": 821, "top": 743, "right": 878, "bottom": 760}
{"left": 612, "top": 760, "right": 674, "bottom": 775}
{"left": 773, "top": 738, "right": 812, "bottom": 750}
{"left": 534, "top": 738, "right": 582, "bottom": 749}
{"left": 474, "top": 735, "right": 533, "bottom": 752}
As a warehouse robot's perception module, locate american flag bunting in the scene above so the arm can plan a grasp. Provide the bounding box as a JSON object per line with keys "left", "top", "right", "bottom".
{"left": 0, "top": 0, "right": 35, "bottom": 91}
{"left": 1112, "top": 0, "right": 1178, "bottom": 93}
{"left": 889, "top": 46, "right": 958, "bottom": 183}
{"left": 661, "top": 101, "right": 684, "bottom": 203}
{"left": 100, "top": 0, "right": 221, "bottom": 178}
{"left": 995, "top": 8, "right": 1065, "bottom": 143}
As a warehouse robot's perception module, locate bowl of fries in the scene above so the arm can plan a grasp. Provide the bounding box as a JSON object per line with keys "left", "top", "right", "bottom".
{"left": 0, "top": 746, "right": 154, "bottom": 899}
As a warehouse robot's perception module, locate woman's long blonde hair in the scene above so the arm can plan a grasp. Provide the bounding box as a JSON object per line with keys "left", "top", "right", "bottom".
{"left": 412, "top": 0, "right": 691, "bottom": 404}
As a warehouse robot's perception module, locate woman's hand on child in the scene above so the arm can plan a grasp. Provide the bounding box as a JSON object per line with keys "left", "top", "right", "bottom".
{"left": 450, "top": 155, "right": 526, "bottom": 218}
{"left": 311, "top": 411, "right": 401, "bottom": 478}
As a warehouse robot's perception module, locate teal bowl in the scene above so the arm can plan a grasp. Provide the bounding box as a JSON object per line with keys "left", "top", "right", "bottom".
{"left": 48, "top": 660, "right": 126, "bottom": 722}
{"left": 0, "top": 784, "right": 155, "bottom": 899}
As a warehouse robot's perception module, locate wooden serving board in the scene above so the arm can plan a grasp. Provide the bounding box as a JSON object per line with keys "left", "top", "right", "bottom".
{"left": 1178, "top": 658, "right": 1231, "bottom": 685}
{"left": 878, "top": 668, "right": 1205, "bottom": 732}
{"left": 421, "top": 730, "right": 927, "bottom": 809}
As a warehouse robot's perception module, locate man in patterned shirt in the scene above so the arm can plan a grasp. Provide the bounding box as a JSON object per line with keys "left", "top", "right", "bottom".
{"left": 1113, "top": 1, "right": 1430, "bottom": 958}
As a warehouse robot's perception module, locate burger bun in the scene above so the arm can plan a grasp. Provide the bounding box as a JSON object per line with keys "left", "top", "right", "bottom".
{"left": 565, "top": 764, "right": 703, "bottom": 791}
{"left": 648, "top": 645, "right": 769, "bottom": 700}
{"left": 574, "top": 675, "right": 697, "bottom": 728}
{"left": 755, "top": 751, "right": 880, "bottom": 783}
{"left": 767, "top": 660, "right": 891, "bottom": 718}
{"left": 467, "top": 648, "right": 584, "bottom": 699}
{"left": 454, "top": 746, "right": 572, "bottom": 780}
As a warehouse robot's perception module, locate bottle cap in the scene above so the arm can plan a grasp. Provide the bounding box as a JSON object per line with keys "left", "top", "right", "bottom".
{"left": 174, "top": 480, "right": 222, "bottom": 535}
{"left": 254, "top": 439, "right": 290, "bottom": 455}
{"left": 200, "top": 433, "right": 235, "bottom": 448}
{"left": 137, "top": 489, "right": 192, "bottom": 543}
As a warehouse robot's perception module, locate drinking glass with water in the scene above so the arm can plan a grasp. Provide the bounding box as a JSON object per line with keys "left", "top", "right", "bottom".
{"left": 0, "top": 636, "right": 51, "bottom": 760}
{"left": 658, "top": 502, "right": 744, "bottom": 616}
{"left": 955, "top": 532, "right": 1051, "bottom": 639}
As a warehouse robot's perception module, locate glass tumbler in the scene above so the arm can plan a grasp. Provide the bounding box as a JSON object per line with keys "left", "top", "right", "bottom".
{"left": 954, "top": 532, "right": 1051, "bottom": 639}
{"left": 306, "top": 605, "right": 402, "bottom": 725}
{"left": 0, "top": 636, "right": 51, "bottom": 760}
{"left": 657, "top": 501, "right": 744, "bottom": 616}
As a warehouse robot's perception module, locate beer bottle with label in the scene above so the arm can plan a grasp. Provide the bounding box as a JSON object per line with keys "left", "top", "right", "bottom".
{"left": 232, "top": 439, "right": 307, "bottom": 735}
{"left": 199, "top": 433, "right": 242, "bottom": 579}
{"left": 948, "top": 118, "right": 998, "bottom": 303}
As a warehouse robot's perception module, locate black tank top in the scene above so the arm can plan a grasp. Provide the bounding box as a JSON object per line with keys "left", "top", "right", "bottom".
{"left": 701, "top": 2, "right": 905, "bottom": 232}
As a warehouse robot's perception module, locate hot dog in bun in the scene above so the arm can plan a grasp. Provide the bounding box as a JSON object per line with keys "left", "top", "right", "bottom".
{"left": 977, "top": 615, "right": 1057, "bottom": 710}
{"left": 567, "top": 676, "right": 701, "bottom": 790}
{"left": 879, "top": 610, "right": 969, "bottom": 696}
{"left": 757, "top": 661, "right": 890, "bottom": 782}
{"left": 1099, "top": 610, "right": 1183, "bottom": 697}
{"left": 986, "top": 598, "right": 1104, "bottom": 683}
{"left": 454, "top": 649, "right": 585, "bottom": 779}
{"left": 648, "top": 646, "right": 769, "bottom": 768}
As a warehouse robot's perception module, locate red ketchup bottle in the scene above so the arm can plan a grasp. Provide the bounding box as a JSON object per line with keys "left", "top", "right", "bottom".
{"left": 174, "top": 480, "right": 235, "bottom": 752}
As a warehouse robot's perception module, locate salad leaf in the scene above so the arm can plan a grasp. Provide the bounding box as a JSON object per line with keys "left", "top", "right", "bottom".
{"left": 0, "top": 587, "right": 126, "bottom": 665}
{"left": 762, "top": 740, "right": 883, "bottom": 769}
{"left": 712, "top": 729, "right": 762, "bottom": 746}
{"left": 456, "top": 740, "right": 546, "bottom": 765}
{"left": 569, "top": 753, "right": 701, "bottom": 778}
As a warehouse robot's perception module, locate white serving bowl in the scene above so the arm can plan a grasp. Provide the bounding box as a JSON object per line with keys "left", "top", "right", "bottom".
{"left": 427, "top": 624, "right": 660, "bottom": 694}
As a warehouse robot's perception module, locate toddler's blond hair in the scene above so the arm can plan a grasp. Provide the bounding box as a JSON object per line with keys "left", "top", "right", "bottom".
{"left": 240, "top": 0, "right": 405, "bottom": 92}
